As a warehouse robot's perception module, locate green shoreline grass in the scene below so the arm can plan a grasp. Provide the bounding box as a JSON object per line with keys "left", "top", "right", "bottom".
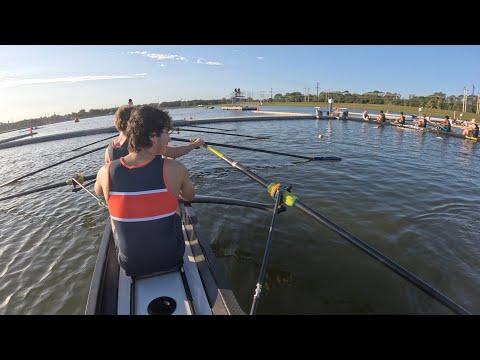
{"left": 214, "top": 102, "right": 479, "bottom": 121}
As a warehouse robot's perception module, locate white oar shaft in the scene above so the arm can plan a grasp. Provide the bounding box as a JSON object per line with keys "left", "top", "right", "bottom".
{"left": 71, "top": 178, "right": 106, "bottom": 208}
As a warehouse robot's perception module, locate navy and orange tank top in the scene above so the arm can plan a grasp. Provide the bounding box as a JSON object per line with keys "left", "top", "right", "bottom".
{"left": 107, "top": 156, "right": 184, "bottom": 277}
{"left": 106, "top": 139, "right": 129, "bottom": 163}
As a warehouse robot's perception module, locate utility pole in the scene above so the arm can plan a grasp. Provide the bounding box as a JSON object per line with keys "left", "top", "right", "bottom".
{"left": 307, "top": 88, "right": 310, "bottom": 102}
{"left": 303, "top": 88, "right": 307, "bottom": 102}
{"left": 477, "top": 93, "right": 480, "bottom": 114}
{"left": 316, "top": 82, "right": 319, "bottom": 102}
{"left": 270, "top": 88, "right": 273, "bottom": 102}
{"left": 463, "top": 87, "right": 467, "bottom": 113}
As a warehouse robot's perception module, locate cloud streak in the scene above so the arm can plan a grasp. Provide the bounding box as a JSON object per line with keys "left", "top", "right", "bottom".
{"left": 129, "top": 51, "right": 187, "bottom": 62}
{"left": 0, "top": 73, "right": 147, "bottom": 89}
{"left": 196, "top": 58, "right": 223, "bottom": 66}
{"left": 129, "top": 50, "right": 222, "bottom": 66}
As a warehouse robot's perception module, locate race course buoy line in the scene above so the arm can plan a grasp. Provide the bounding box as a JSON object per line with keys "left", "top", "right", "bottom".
{"left": 204, "top": 144, "right": 471, "bottom": 315}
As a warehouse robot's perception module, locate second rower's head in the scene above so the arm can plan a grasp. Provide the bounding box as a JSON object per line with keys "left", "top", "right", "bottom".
{"left": 127, "top": 105, "right": 172, "bottom": 155}
{"left": 114, "top": 105, "right": 135, "bottom": 134}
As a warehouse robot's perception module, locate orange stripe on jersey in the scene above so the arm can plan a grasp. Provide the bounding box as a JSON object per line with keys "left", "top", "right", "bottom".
{"left": 108, "top": 191, "right": 178, "bottom": 220}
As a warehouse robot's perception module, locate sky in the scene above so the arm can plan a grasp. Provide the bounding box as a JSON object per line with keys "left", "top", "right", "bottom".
{"left": 0, "top": 45, "right": 479, "bottom": 123}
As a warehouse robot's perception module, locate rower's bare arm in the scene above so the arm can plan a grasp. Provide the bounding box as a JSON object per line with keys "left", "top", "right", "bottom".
{"left": 94, "top": 166, "right": 106, "bottom": 197}
{"left": 180, "top": 164, "right": 195, "bottom": 202}
{"left": 104, "top": 148, "right": 110, "bottom": 164}
{"left": 164, "top": 138, "right": 205, "bottom": 159}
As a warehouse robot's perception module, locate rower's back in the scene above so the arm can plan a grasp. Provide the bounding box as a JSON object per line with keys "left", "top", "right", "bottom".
{"left": 108, "top": 155, "right": 184, "bottom": 276}
{"left": 105, "top": 105, "right": 134, "bottom": 163}
{"left": 104, "top": 106, "right": 194, "bottom": 278}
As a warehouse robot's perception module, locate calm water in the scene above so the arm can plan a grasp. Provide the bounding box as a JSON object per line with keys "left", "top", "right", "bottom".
{"left": 0, "top": 106, "right": 478, "bottom": 314}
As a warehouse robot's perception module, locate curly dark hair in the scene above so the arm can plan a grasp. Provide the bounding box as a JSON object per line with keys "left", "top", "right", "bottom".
{"left": 126, "top": 105, "right": 172, "bottom": 152}
{"left": 113, "top": 105, "right": 135, "bottom": 132}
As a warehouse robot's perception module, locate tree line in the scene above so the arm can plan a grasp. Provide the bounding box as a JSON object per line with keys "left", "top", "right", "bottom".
{"left": 272, "top": 90, "right": 478, "bottom": 113}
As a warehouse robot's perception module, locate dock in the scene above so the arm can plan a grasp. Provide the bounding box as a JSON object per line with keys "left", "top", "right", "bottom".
{"left": 221, "top": 106, "right": 258, "bottom": 111}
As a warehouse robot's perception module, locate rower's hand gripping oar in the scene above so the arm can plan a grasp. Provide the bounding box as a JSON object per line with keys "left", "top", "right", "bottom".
{"left": 204, "top": 144, "right": 471, "bottom": 315}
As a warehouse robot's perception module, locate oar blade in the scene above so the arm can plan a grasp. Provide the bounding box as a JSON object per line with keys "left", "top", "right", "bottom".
{"left": 311, "top": 156, "right": 342, "bottom": 161}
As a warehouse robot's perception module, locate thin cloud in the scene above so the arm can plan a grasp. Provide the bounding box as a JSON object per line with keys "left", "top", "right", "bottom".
{"left": 196, "top": 58, "right": 223, "bottom": 66}
{"left": 257, "top": 57, "right": 264, "bottom": 60}
{"left": 128, "top": 51, "right": 221, "bottom": 66}
{"left": 0, "top": 73, "right": 147, "bottom": 89}
{"left": 128, "top": 51, "right": 187, "bottom": 62}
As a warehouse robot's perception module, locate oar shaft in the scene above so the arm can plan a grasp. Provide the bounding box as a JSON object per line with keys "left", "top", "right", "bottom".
{"left": 71, "top": 178, "right": 106, "bottom": 207}
{"left": 171, "top": 137, "right": 332, "bottom": 161}
{"left": 0, "top": 145, "right": 106, "bottom": 187}
{"left": 186, "top": 125, "right": 236, "bottom": 132}
{"left": 206, "top": 145, "right": 471, "bottom": 315}
{"left": 250, "top": 189, "right": 283, "bottom": 315}
{"left": 178, "top": 127, "right": 269, "bottom": 140}
{"left": 205, "top": 145, "right": 269, "bottom": 186}
{"left": 0, "top": 175, "right": 96, "bottom": 202}
{"left": 293, "top": 200, "right": 471, "bottom": 315}
{"left": 70, "top": 134, "right": 117, "bottom": 151}
{"left": 183, "top": 195, "right": 273, "bottom": 212}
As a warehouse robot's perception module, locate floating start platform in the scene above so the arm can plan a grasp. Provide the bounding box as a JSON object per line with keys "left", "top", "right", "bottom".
{"left": 221, "top": 106, "right": 258, "bottom": 111}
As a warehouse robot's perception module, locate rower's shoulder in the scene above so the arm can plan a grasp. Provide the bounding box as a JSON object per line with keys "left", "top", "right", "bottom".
{"left": 164, "top": 157, "right": 188, "bottom": 174}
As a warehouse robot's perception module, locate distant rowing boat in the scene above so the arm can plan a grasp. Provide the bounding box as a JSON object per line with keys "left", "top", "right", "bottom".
{"left": 390, "top": 123, "right": 478, "bottom": 142}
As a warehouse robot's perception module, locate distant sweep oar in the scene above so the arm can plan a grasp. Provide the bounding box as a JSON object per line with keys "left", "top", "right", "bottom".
{"left": 184, "top": 125, "right": 236, "bottom": 132}
{"left": 170, "top": 137, "right": 341, "bottom": 162}
{"left": 70, "top": 134, "right": 118, "bottom": 151}
{"left": 0, "top": 175, "right": 96, "bottom": 202}
{"left": 205, "top": 144, "right": 471, "bottom": 315}
{"left": 0, "top": 145, "right": 106, "bottom": 187}
{"left": 176, "top": 127, "right": 270, "bottom": 140}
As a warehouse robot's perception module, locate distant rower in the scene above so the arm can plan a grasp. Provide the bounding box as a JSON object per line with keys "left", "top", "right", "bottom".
{"left": 392, "top": 112, "right": 406, "bottom": 125}
{"left": 414, "top": 114, "right": 427, "bottom": 128}
{"left": 376, "top": 110, "right": 386, "bottom": 124}
{"left": 462, "top": 119, "right": 479, "bottom": 138}
{"left": 362, "top": 109, "right": 370, "bottom": 121}
{"left": 440, "top": 115, "right": 451, "bottom": 132}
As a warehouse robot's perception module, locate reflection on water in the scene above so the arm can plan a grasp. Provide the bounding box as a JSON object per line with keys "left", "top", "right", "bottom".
{"left": 0, "top": 108, "right": 479, "bottom": 314}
